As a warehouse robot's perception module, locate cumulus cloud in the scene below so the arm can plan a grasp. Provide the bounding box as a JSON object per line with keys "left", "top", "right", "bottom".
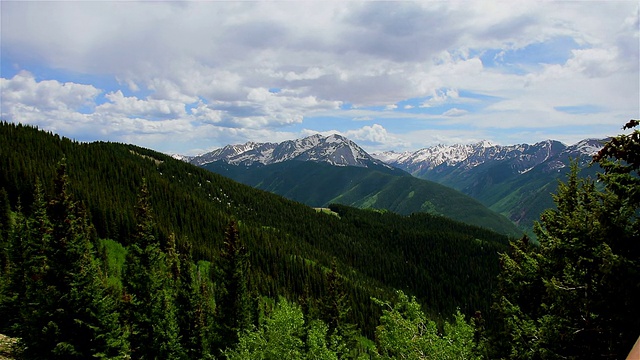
{"left": 345, "top": 124, "right": 390, "bottom": 143}
{"left": 1, "top": 1, "right": 637, "bottom": 153}
{"left": 1, "top": 71, "right": 100, "bottom": 112}
{"left": 96, "top": 91, "right": 186, "bottom": 119}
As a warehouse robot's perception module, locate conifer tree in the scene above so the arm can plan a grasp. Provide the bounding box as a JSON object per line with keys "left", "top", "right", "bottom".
{"left": 172, "top": 236, "right": 216, "bottom": 359}
{"left": 12, "top": 180, "right": 55, "bottom": 355}
{"left": 322, "top": 259, "right": 358, "bottom": 359}
{"left": 8, "top": 162, "right": 128, "bottom": 358}
{"left": 493, "top": 120, "right": 640, "bottom": 359}
{"left": 0, "top": 200, "right": 30, "bottom": 336}
{"left": 122, "top": 179, "right": 184, "bottom": 359}
{"left": 215, "top": 220, "right": 252, "bottom": 353}
{"left": 0, "top": 187, "right": 10, "bottom": 273}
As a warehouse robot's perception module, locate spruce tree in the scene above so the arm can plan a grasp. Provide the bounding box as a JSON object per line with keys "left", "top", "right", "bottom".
{"left": 13, "top": 180, "right": 55, "bottom": 357}
{"left": 122, "top": 179, "right": 184, "bottom": 359}
{"left": 0, "top": 187, "right": 10, "bottom": 273}
{"left": 322, "top": 259, "right": 358, "bottom": 359}
{"left": 0, "top": 200, "right": 30, "bottom": 336}
{"left": 215, "top": 220, "right": 252, "bottom": 353}
{"left": 173, "top": 238, "right": 216, "bottom": 359}
{"left": 493, "top": 120, "right": 640, "bottom": 359}
{"left": 7, "top": 162, "right": 128, "bottom": 358}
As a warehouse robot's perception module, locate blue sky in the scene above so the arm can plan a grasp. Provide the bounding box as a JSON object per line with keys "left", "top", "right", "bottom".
{"left": 1, "top": 1, "right": 638, "bottom": 155}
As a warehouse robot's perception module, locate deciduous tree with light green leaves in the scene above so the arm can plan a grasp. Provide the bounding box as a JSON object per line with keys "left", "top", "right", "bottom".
{"left": 226, "top": 297, "right": 338, "bottom": 360}
{"left": 374, "top": 290, "right": 479, "bottom": 360}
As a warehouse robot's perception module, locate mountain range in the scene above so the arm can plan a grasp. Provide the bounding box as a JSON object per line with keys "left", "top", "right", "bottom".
{"left": 373, "top": 138, "right": 604, "bottom": 230}
{"left": 183, "top": 134, "right": 605, "bottom": 234}
{"left": 373, "top": 139, "right": 602, "bottom": 178}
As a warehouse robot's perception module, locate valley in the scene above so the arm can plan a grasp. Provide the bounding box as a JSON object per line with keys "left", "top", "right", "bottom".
{"left": 186, "top": 133, "right": 604, "bottom": 235}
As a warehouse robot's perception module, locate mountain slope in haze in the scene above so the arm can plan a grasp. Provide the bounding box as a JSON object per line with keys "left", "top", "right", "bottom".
{"left": 0, "top": 122, "right": 512, "bottom": 337}
{"left": 202, "top": 160, "right": 522, "bottom": 237}
{"left": 374, "top": 139, "right": 604, "bottom": 230}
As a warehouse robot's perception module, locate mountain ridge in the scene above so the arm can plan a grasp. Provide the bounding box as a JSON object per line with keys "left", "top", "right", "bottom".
{"left": 374, "top": 138, "right": 606, "bottom": 230}
{"left": 178, "top": 134, "right": 605, "bottom": 233}
{"left": 189, "top": 133, "right": 391, "bottom": 169}
{"left": 371, "top": 138, "right": 603, "bottom": 175}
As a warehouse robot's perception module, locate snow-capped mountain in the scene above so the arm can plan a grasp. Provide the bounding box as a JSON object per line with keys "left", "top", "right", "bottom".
{"left": 372, "top": 138, "right": 606, "bottom": 230}
{"left": 372, "top": 139, "right": 604, "bottom": 178}
{"left": 190, "top": 134, "right": 390, "bottom": 169}
{"left": 170, "top": 154, "right": 193, "bottom": 162}
{"left": 181, "top": 134, "right": 607, "bottom": 232}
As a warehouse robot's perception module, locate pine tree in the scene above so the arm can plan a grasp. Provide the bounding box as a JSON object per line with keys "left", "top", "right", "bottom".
{"left": 493, "top": 121, "right": 640, "bottom": 359}
{"left": 0, "top": 187, "right": 10, "bottom": 273}
{"left": 122, "top": 178, "right": 184, "bottom": 359}
{"left": 5, "top": 162, "right": 129, "bottom": 358}
{"left": 0, "top": 200, "right": 30, "bottom": 336}
{"left": 12, "top": 180, "right": 55, "bottom": 356}
{"left": 322, "top": 259, "right": 358, "bottom": 359}
{"left": 173, "top": 238, "right": 216, "bottom": 359}
{"left": 215, "top": 220, "right": 252, "bottom": 353}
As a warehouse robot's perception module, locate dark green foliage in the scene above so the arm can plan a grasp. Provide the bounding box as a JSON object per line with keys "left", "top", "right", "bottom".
{"left": 1, "top": 163, "right": 128, "bottom": 358}
{"left": 176, "top": 242, "right": 216, "bottom": 359}
{"left": 122, "top": 180, "right": 184, "bottom": 359}
{"left": 492, "top": 121, "right": 640, "bottom": 359}
{"left": 214, "top": 221, "right": 252, "bottom": 354}
{"left": 202, "top": 160, "right": 522, "bottom": 237}
{"left": 321, "top": 260, "right": 359, "bottom": 358}
{"left": 0, "top": 188, "right": 10, "bottom": 266}
{"left": 0, "top": 122, "right": 512, "bottom": 343}
{"left": 0, "top": 196, "right": 37, "bottom": 337}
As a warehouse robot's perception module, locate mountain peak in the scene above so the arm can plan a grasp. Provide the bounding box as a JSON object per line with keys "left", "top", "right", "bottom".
{"left": 564, "top": 138, "right": 605, "bottom": 156}
{"left": 474, "top": 140, "right": 495, "bottom": 148}
{"left": 372, "top": 138, "right": 605, "bottom": 178}
{"left": 190, "top": 133, "right": 389, "bottom": 169}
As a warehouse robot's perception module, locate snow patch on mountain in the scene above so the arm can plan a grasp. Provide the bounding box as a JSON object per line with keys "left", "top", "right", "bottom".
{"left": 372, "top": 138, "right": 604, "bottom": 176}
{"left": 189, "top": 133, "right": 390, "bottom": 169}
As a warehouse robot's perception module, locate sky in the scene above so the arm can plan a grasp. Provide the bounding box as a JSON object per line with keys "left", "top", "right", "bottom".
{"left": 1, "top": 1, "right": 639, "bottom": 155}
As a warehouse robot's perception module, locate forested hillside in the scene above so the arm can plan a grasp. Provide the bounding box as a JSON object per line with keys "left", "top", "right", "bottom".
{"left": 1, "top": 121, "right": 637, "bottom": 359}
{"left": 0, "top": 122, "right": 511, "bottom": 357}
{"left": 201, "top": 160, "right": 522, "bottom": 237}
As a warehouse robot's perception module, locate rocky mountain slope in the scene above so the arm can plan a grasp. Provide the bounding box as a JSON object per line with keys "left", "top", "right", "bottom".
{"left": 373, "top": 138, "right": 606, "bottom": 230}
{"left": 190, "top": 133, "right": 390, "bottom": 169}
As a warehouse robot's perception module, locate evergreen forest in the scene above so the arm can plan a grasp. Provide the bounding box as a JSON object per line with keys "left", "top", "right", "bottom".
{"left": 0, "top": 120, "right": 638, "bottom": 359}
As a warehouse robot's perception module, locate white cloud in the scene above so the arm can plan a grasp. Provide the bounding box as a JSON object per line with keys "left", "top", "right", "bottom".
{"left": 443, "top": 108, "right": 468, "bottom": 117}
{"left": 345, "top": 124, "right": 390, "bottom": 143}
{"left": 1, "top": 1, "right": 637, "bottom": 153}
{"left": 420, "top": 88, "right": 462, "bottom": 108}
{"left": 1, "top": 71, "right": 100, "bottom": 112}
{"left": 97, "top": 91, "right": 186, "bottom": 119}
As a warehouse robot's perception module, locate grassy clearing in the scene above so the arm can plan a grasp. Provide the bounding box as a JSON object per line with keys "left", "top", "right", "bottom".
{"left": 313, "top": 207, "right": 340, "bottom": 217}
